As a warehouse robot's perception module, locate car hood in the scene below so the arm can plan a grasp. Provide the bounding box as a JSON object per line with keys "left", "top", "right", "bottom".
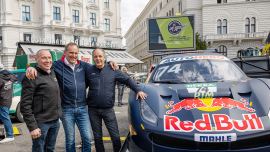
{"left": 140, "top": 79, "right": 270, "bottom": 138}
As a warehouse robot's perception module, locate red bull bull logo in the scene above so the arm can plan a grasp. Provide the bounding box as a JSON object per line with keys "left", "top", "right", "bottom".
{"left": 166, "top": 97, "right": 255, "bottom": 114}
{"left": 164, "top": 113, "right": 264, "bottom": 132}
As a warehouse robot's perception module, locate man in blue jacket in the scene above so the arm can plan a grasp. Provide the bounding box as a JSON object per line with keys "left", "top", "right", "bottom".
{"left": 53, "top": 42, "right": 92, "bottom": 152}
{"left": 86, "top": 48, "right": 147, "bottom": 152}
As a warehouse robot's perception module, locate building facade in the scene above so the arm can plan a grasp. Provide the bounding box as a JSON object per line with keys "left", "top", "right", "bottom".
{"left": 125, "top": 0, "right": 270, "bottom": 72}
{"left": 0, "top": 0, "right": 122, "bottom": 68}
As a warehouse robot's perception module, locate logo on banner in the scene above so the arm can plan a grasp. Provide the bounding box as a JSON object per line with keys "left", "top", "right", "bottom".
{"left": 168, "top": 20, "right": 183, "bottom": 35}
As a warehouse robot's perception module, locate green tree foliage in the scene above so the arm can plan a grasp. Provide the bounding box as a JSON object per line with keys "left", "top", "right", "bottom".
{"left": 196, "top": 32, "right": 207, "bottom": 50}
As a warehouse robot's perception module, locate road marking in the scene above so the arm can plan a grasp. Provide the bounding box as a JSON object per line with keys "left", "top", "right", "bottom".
{"left": 102, "top": 137, "right": 126, "bottom": 141}
{"left": 13, "top": 126, "right": 22, "bottom": 136}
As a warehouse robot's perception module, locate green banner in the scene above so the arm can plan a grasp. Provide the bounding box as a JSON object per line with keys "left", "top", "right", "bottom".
{"left": 148, "top": 16, "right": 195, "bottom": 51}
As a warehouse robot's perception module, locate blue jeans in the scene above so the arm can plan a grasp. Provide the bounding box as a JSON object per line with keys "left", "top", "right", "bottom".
{"left": 32, "top": 119, "right": 60, "bottom": 152}
{"left": 61, "top": 106, "right": 92, "bottom": 152}
{"left": 0, "top": 106, "right": 13, "bottom": 138}
{"left": 88, "top": 107, "right": 121, "bottom": 152}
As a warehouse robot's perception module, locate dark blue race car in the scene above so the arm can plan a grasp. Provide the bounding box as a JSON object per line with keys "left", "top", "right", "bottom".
{"left": 125, "top": 53, "right": 270, "bottom": 152}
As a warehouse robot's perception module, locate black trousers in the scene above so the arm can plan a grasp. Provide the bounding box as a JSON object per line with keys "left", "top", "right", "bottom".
{"left": 117, "top": 85, "right": 125, "bottom": 104}
{"left": 88, "top": 107, "right": 121, "bottom": 152}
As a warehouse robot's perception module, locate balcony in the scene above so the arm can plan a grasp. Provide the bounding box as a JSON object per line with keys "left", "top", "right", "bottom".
{"left": 88, "top": 25, "right": 102, "bottom": 33}
{"left": 50, "top": 20, "right": 63, "bottom": 26}
{"left": 204, "top": 32, "right": 269, "bottom": 42}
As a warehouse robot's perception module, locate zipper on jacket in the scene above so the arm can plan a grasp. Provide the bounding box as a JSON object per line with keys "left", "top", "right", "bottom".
{"left": 73, "top": 69, "right": 77, "bottom": 107}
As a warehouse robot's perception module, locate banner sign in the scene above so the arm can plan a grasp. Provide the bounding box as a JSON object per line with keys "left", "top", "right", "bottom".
{"left": 148, "top": 16, "right": 195, "bottom": 52}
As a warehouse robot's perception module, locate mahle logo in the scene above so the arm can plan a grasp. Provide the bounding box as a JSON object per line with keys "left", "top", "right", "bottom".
{"left": 168, "top": 20, "right": 183, "bottom": 35}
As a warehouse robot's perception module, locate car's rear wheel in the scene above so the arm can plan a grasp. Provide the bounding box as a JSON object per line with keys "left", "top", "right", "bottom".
{"left": 15, "top": 102, "right": 24, "bottom": 123}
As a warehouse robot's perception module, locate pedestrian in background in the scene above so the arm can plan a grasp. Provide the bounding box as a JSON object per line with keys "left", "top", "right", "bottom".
{"left": 86, "top": 48, "right": 147, "bottom": 152}
{"left": 117, "top": 66, "right": 128, "bottom": 107}
{"left": 0, "top": 64, "right": 17, "bottom": 144}
{"left": 20, "top": 49, "right": 62, "bottom": 152}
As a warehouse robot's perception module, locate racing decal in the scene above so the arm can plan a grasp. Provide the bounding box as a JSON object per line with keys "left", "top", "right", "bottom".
{"left": 164, "top": 113, "right": 264, "bottom": 132}
{"left": 194, "top": 133, "right": 237, "bottom": 142}
{"left": 166, "top": 97, "right": 255, "bottom": 114}
{"left": 185, "top": 83, "right": 217, "bottom": 98}
{"left": 160, "top": 56, "right": 228, "bottom": 65}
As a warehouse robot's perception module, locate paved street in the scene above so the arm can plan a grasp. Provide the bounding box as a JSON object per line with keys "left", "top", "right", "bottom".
{"left": 0, "top": 89, "right": 130, "bottom": 152}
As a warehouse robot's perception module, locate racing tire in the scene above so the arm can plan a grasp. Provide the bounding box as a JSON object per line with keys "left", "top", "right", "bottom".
{"left": 15, "top": 102, "right": 24, "bottom": 123}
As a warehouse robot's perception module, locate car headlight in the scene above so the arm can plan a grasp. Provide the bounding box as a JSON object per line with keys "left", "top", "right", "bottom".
{"left": 140, "top": 100, "right": 158, "bottom": 125}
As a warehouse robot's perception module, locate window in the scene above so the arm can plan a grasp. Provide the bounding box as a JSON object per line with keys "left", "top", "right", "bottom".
{"left": 172, "top": 8, "right": 174, "bottom": 16}
{"left": 217, "top": 45, "right": 227, "bottom": 56}
{"left": 217, "top": 19, "right": 227, "bottom": 34}
{"left": 245, "top": 17, "right": 256, "bottom": 33}
{"left": 23, "top": 34, "right": 31, "bottom": 42}
{"left": 245, "top": 18, "right": 250, "bottom": 33}
{"left": 104, "top": 0, "right": 109, "bottom": 9}
{"left": 53, "top": 6, "right": 61, "bottom": 21}
{"left": 178, "top": 1, "right": 182, "bottom": 13}
{"left": 251, "top": 17, "right": 256, "bottom": 33}
{"left": 74, "top": 35, "right": 80, "bottom": 45}
{"left": 72, "top": 10, "right": 79, "bottom": 23}
{"left": 160, "top": 2, "right": 162, "bottom": 10}
{"left": 90, "top": 12, "right": 96, "bottom": 26}
{"left": 217, "top": 19, "right": 222, "bottom": 34}
{"left": 55, "top": 34, "right": 62, "bottom": 44}
{"left": 222, "top": 19, "right": 227, "bottom": 34}
{"left": 217, "top": 0, "right": 227, "bottom": 3}
{"left": 104, "top": 18, "right": 110, "bottom": 31}
{"left": 105, "top": 40, "right": 112, "bottom": 47}
{"left": 22, "top": 5, "right": 31, "bottom": 21}
{"left": 90, "top": 37, "right": 97, "bottom": 46}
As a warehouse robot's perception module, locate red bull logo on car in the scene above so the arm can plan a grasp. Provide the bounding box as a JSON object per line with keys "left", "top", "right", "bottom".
{"left": 166, "top": 97, "right": 255, "bottom": 114}
{"left": 164, "top": 113, "right": 264, "bottom": 132}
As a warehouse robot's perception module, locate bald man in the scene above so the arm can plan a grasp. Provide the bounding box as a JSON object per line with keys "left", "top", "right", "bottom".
{"left": 21, "top": 49, "right": 62, "bottom": 152}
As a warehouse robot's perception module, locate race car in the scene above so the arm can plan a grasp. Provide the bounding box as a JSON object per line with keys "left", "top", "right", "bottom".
{"left": 126, "top": 53, "right": 270, "bottom": 152}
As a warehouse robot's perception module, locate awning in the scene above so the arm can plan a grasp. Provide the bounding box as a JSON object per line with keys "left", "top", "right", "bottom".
{"left": 105, "top": 50, "right": 143, "bottom": 64}
{"left": 20, "top": 44, "right": 143, "bottom": 64}
{"left": 20, "top": 44, "right": 92, "bottom": 63}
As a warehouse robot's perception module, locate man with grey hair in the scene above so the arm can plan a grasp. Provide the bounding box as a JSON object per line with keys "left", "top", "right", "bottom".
{"left": 86, "top": 48, "right": 147, "bottom": 152}
{"left": 21, "top": 49, "right": 62, "bottom": 152}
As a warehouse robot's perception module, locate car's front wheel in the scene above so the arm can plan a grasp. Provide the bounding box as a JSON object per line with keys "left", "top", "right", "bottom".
{"left": 15, "top": 102, "right": 24, "bottom": 123}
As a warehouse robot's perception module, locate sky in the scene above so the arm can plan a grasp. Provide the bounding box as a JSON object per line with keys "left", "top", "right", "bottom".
{"left": 121, "top": 0, "right": 149, "bottom": 45}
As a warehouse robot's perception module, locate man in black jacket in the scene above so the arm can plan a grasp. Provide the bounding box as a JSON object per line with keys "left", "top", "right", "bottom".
{"left": 0, "top": 66, "right": 17, "bottom": 144}
{"left": 20, "top": 49, "right": 62, "bottom": 152}
{"left": 86, "top": 48, "right": 147, "bottom": 152}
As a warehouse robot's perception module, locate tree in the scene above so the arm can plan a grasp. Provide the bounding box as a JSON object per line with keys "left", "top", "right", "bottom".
{"left": 262, "top": 43, "right": 270, "bottom": 55}
{"left": 196, "top": 32, "right": 207, "bottom": 50}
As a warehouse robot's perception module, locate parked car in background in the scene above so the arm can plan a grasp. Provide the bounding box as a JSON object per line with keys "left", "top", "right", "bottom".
{"left": 9, "top": 69, "right": 25, "bottom": 122}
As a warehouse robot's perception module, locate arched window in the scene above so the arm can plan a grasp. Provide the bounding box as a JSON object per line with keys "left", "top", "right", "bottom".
{"left": 222, "top": 19, "right": 227, "bottom": 34}
{"left": 245, "top": 18, "right": 250, "bottom": 33}
{"left": 251, "top": 17, "right": 256, "bottom": 33}
{"left": 217, "top": 19, "right": 222, "bottom": 34}
{"left": 217, "top": 45, "right": 227, "bottom": 56}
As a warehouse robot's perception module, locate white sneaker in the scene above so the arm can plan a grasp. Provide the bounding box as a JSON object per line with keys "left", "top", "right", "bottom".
{"left": 0, "top": 137, "right": 14, "bottom": 143}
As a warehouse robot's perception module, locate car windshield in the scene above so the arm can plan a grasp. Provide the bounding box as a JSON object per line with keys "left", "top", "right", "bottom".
{"left": 151, "top": 58, "right": 247, "bottom": 83}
